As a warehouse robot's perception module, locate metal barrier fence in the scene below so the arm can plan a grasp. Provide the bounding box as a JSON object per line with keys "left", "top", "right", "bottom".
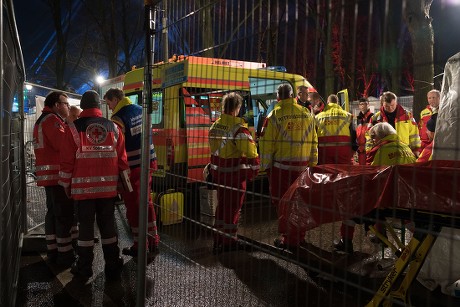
{"left": 0, "top": 0, "right": 26, "bottom": 306}
{"left": 13, "top": 1, "right": 460, "bottom": 306}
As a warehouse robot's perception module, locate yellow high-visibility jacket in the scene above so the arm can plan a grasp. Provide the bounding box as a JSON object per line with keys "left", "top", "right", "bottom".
{"left": 366, "top": 104, "right": 420, "bottom": 154}
{"left": 315, "top": 102, "right": 352, "bottom": 142}
{"left": 209, "top": 114, "right": 259, "bottom": 180}
{"left": 259, "top": 98, "right": 318, "bottom": 172}
{"left": 366, "top": 133, "right": 417, "bottom": 166}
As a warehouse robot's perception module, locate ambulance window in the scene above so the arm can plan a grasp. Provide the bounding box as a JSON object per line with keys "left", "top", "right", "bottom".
{"left": 181, "top": 88, "right": 211, "bottom": 126}
{"left": 151, "top": 91, "right": 163, "bottom": 126}
{"left": 239, "top": 95, "right": 255, "bottom": 127}
{"left": 126, "top": 93, "right": 139, "bottom": 105}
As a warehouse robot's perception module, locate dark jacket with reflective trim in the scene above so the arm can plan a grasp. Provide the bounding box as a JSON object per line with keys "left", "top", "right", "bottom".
{"left": 59, "top": 108, "right": 129, "bottom": 200}
{"left": 111, "top": 98, "right": 157, "bottom": 170}
{"left": 33, "top": 106, "right": 66, "bottom": 186}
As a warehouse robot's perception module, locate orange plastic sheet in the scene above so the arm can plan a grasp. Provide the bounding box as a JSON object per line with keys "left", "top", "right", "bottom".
{"left": 279, "top": 161, "right": 460, "bottom": 232}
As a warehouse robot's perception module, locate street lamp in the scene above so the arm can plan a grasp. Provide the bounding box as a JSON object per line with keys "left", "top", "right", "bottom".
{"left": 96, "top": 75, "right": 105, "bottom": 85}
{"left": 95, "top": 75, "right": 106, "bottom": 97}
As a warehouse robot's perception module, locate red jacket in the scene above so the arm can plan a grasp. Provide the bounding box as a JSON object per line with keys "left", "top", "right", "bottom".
{"left": 59, "top": 108, "right": 129, "bottom": 200}
{"left": 418, "top": 105, "right": 434, "bottom": 151}
{"left": 33, "top": 106, "right": 66, "bottom": 186}
{"left": 417, "top": 141, "right": 433, "bottom": 163}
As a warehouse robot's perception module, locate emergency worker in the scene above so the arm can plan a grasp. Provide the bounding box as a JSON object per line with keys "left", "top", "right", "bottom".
{"left": 259, "top": 83, "right": 318, "bottom": 249}
{"left": 209, "top": 92, "right": 259, "bottom": 254}
{"left": 33, "top": 91, "right": 76, "bottom": 267}
{"left": 367, "top": 91, "right": 420, "bottom": 156}
{"left": 419, "top": 89, "right": 440, "bottom": 151}
{"left": 296, "top": 85, "right": 311, "bottom": 110}
{"left": 308, "top": 91, "right": 324, "bottom": 115}
{"left": 356, "top": 97, "right": 374, "bottom": 165}
{"left": 59, "top": 90, "right": 128, "bottom": 280}
{"left": 417, "top": 113, "right": 437, "bottom": 162}
{"left": 315, "top": 94, "right": 357, "bottom": 164}
{"left": 104, "top": 88, "right": 159, "bottom": 258}
{"left": 67, "top": 105, "right": 82, "bottom": 123}
{"left": 335, "top": 122, "right": 417, "bottom": 253}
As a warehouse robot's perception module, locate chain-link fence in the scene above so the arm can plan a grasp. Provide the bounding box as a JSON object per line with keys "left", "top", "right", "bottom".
{"left": 12, "top": 1, "right": 460, "bottom": 306}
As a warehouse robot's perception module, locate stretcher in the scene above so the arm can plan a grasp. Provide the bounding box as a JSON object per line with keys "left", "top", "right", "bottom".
{"left": 279, "top": 161, "right": 460, "bottom": 306}
{"left": 365, "top": 209, "right": 460, "bottom": 306}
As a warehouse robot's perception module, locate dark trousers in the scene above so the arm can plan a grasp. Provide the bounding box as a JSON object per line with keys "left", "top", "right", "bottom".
{"left": 76, "top": 198, "right": 120, "bottom": 272}
{"left": 44, "top": 185, "right": 75, "bottom": 259}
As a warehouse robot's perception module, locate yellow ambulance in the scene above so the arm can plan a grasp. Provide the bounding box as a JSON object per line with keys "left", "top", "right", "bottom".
{"left": 122, "top": 56, "right": 315, "bottom": 191}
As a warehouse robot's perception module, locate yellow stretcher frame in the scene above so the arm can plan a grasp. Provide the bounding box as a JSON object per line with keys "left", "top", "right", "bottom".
{"left": 365, "top": 207, "right": 460, "bottom": 306}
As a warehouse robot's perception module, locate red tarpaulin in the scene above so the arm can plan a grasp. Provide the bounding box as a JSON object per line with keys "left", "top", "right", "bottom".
{"left": 279, "top": 161, "right": 460, "bottom": 233}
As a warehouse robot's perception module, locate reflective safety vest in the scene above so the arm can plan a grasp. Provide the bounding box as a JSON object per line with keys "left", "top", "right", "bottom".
{"left": 111, "top": 97, "right": 157, "bottom": 169}
{"left": 209, "top": 114, "right": 259, "bottom": 181}
{"left": 366, "top": 134, "right": 417, "bottom": 166}
{"left": 33, "top": 106, "right": 66, "bottom": 186}
{"left": 59, "top": 108, "right": 129, "bottom": 200}
{"left": 315, "top": 103, "right": 353, "bottom": 146}
{"left": 367, "top": 104, "right": 420, "bottom": 153}
{"left": 259, "top": 98, "right": 318, "bottom": 171}
{"left": 418, "top": 105, "right": 434, "bottom": 151}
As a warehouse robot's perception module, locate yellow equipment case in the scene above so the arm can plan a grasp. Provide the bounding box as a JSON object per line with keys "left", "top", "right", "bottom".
{"left": 157, "top": 189, "right": 184, "bottom": 225}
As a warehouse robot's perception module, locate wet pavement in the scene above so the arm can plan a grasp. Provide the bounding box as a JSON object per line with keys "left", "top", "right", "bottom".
{"left": 16, "top": 192, "right": 460, "bottom": 307}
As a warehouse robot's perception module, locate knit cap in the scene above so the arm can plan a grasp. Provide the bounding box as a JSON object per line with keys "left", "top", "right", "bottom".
{"left": 80, "top": 90, "right": 100, "bottom": 109}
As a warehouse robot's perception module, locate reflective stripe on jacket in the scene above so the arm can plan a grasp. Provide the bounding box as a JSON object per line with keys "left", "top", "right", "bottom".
{"left": 315, "top": 102, "right": 353, "bottom": 145}
{"left": 417, "top": 141, "right": 433, "bottom": 163}
{"left": 33, "top": 106, "right": 66, "bottom": 186}
{"left": 209, "top": 114, "right": 259, "bottom": 181}
{"left": 111, "top": 97, "right": 157, "bottom": 169}
{"left": 59, "top": 108, "right": 129, "bottom": 200}
{"left": 418, "top": 105, "right": 434, "bottom": 151}
{"left": 356, "top": 110, "right": 373, "bottom": 153}
{"left": 367, "top": 104, "right": 420, "bottom": 153}
{"left": 259, "top": 97, "right": 318, "bottom": 171}
{"left": 366, "top": 134, "right": 417, "bottom": 166}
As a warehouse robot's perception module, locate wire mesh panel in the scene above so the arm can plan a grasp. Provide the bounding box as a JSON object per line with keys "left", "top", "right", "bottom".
{"left": 142, "top": 0, "right": 460, "bottom": 306}
{"left": 13, "top": 1, "right": 460, "bottom": 306}
{"left": 0, "top": 0, "right": 26, "bottom": 306}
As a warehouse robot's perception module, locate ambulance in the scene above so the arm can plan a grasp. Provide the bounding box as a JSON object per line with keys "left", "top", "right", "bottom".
{"left": 122, "top": 56, "right": 316, "bottom": 192}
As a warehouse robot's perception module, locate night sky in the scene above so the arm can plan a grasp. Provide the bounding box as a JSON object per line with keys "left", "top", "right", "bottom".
{"left": 12, "top": 0, "right": 460, "bottom": 91}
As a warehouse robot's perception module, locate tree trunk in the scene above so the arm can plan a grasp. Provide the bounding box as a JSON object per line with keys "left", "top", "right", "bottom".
{"left": 404, "top": 0, "right": 434, "bottom": 120}
{"left": 199, "top": 0, "right": 214, "bottom": 58}
{"left": 324, "top": 0, "right": 335, "bottom": 96}
{"left": 49, "top": 0, "right": 66, "bottom": 89}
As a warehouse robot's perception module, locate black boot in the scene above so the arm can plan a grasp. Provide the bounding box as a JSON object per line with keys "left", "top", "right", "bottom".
{"left": 333, "top": 238, "right": 354, "bottom": 254}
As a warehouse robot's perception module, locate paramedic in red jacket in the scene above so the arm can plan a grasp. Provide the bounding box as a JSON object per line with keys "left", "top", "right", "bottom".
{"left": 209, "top": 92, "right": 260, "bottom": 254}
{"left": 356, "top": 97, "right": 374, "bottom": 165}
{"left": 33, "top": 91, "right": 76, "bottom": 267}
{"left": 59, "top": 90, "right": 128, "bottom": 280}
{"left": 417, "top": 113, "right": 437, "bottom": 162}
{"left": 418, "top": 89, "right": 440, "bottom": 151}
{"left": 104, "top": 88, "right": 159, "bottom": 259}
